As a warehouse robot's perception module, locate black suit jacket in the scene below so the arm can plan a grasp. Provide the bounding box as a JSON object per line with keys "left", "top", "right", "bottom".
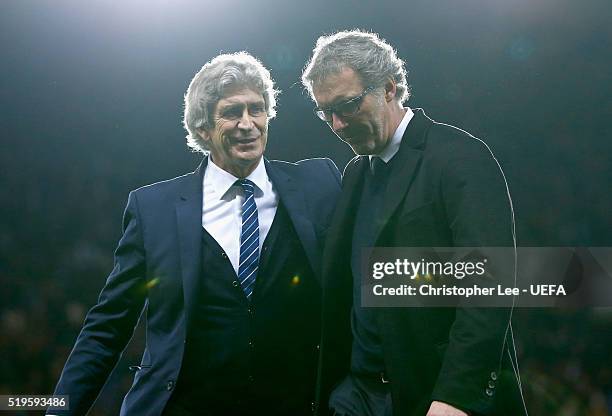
{"left": 317, "top": 109, "right": 520, "bottom": 415}
{"left": 51, "top": 157, "right": 341, "bottom": 416}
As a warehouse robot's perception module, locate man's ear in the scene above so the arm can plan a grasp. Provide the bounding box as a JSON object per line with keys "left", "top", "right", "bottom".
{"left": 384, "top": 78, "right": 397, "bottom": 102}
{"left": 197, "top": 128, "right": 210, "bottom": 143}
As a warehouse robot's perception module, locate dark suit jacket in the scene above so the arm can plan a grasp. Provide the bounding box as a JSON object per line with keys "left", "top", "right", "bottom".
{"left": 50, "top": 157, "right": 341, "bottom": 416}
{"left": 317, "top": 109, "right": 521, "bottom": 416}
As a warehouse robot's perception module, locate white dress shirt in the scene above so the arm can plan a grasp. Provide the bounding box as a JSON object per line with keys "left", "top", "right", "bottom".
{"left": 202, "top": 157, "right": 278, "bottom": 275}
{"left": 369, "top": 107, "right": 414, "bottom": 168}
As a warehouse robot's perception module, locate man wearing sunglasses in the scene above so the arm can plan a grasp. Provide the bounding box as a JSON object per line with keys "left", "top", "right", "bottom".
{"left": 302, "top": 31, "right": 522, "bottom": 416}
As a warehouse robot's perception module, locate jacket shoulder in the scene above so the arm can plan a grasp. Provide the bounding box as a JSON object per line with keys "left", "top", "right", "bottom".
{"left": 129, "top": 169, "right": 199, "bottom": 203}
{"left": 425, "top": 120, "right": 497, "bottom": 163}
{"left": 271, "top": 157, "right": 337, "bottom": 171}
{"left": 270, "top": 157, "right": 341, "bottom": 184}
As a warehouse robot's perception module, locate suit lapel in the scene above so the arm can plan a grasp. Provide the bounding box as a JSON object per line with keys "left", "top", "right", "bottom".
{"left": 376, "top": 109, "right": 431, "bottom": 242}
{"left": 176, "top": 158, "right": 206, "bottom": 329}
{"left": 322, "top": 156, "right": 368, "bottom": 290}
{"left": 265, "top": 160, "right": 321, "bottom": 280}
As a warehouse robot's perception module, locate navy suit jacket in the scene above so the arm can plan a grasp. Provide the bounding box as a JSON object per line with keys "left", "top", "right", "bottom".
{"left": 51, "top": 156, "right": 341, "bottom": 416}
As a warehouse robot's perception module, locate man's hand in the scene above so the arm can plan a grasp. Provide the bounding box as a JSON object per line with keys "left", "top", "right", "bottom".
{"left": 426, "top": 401, "right": 468, "bottom": 416}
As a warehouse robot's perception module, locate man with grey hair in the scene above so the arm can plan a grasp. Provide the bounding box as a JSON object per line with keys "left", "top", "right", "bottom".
{"left": 49, "top": 52, "right": 341, "bottom": 416}
{"left": 303, "top": 31, "right": 521, "bottom": 416}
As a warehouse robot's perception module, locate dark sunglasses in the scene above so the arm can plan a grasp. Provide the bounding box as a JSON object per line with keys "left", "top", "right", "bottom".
{"left": 313, "top": 86, "right": 375, "bottom": 122}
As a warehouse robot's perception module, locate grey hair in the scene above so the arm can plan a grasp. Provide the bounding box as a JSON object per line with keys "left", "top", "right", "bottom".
{"left": 183, "top": 52, "right": 279, "bottom": 153}
{"left": 302, "top": 30, "right": 409, "bottom": 103}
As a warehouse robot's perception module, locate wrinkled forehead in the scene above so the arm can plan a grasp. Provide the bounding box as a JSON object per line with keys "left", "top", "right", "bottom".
{"left": 215, "top": 86, "right": 265, "bottom": 108}
{"left": 218, "top": 81, "right": 264, "bottom": 100}
{"left": 311, "top": 67, "right": 365, "bottom": 107}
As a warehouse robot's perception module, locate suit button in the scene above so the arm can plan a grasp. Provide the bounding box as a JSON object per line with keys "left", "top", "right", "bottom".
{"left": 490, "top": 371, "right": 498, "bottom": 381}
{"left": 232, "top": 280, "right": 239, "bottom": 287}
{"left": 485, "top": 387, "right": 494, "bottom": 397}
{"left": 248, "top": 375, "right": 255, "bottom": 382}
{"left": 166, "top": 380, "right": 175, "bottom": 391}
{"left": 488, "top": 380, "right": 496, "bottom": 389}
{"left": 315, "top": 344, "right": 320, "bottom": 351}
{"left": 248, "top": 307, "right": 254, "bottom": 315}
{"left": 221, "top": 251, "right": 227, "bottom": 258}
{"left": 248, "top": 340, "right": 254, "bottom": 347}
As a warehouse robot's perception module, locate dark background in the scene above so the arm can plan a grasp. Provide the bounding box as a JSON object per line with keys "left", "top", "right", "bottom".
{"left": 1, "top": 0, "right": 610, "bottom": 414}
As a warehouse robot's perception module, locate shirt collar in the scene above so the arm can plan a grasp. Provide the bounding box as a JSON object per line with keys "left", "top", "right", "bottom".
{"left": 205, "top": 156, "right": 268, "bottom": 199}
{"left": 370, "top": 107, "right": 414, "bottom": 166}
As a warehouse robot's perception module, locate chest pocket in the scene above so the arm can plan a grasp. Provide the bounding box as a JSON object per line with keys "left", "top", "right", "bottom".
{"left": 398, "top": 201, "right": 436, "bottom": 224}
{"left": 389, "top": 201, "right": 442, "bottom": 246}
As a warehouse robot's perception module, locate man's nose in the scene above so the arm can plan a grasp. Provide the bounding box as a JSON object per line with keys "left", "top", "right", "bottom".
{"left": 331, "top": 112, "right": 348, "bottom": 132}
{"left": 237, "top": 109, "right": 254, "bottom": 130}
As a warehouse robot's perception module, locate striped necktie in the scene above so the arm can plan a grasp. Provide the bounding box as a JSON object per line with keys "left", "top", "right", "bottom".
{"left": 237, "top": 179, "right": 259, "bottom": 300}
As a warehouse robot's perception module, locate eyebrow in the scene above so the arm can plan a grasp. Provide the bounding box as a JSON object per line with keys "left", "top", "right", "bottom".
{"left": 321, "top": 92, "right": 360, "bottom": 108}
{"left": 221, "top": 100, "right": 266, "bottom": 108}
{"left": 218, "top": 100, "right": 265, "bottom": 111}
